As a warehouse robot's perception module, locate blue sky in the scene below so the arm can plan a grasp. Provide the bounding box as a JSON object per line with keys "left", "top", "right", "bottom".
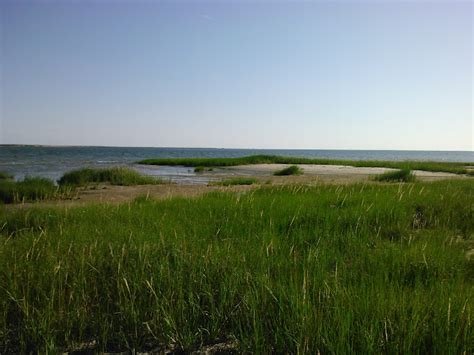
{"left": 1, "top": 0, "right": 472, "bottom": 150}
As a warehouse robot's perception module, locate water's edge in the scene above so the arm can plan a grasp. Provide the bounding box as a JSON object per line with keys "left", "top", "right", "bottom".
{"left": 1, "top": 146, "right": 473, "bottom": 184}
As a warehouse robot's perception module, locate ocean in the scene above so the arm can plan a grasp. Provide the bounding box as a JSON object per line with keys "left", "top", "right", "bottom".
{"left": 1, "top": 145, "right": 473, "bottom": 184}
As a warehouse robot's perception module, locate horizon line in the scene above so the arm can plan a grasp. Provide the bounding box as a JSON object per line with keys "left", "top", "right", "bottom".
{"left": 0, "top": 144, "right": 472, "bottom": 153}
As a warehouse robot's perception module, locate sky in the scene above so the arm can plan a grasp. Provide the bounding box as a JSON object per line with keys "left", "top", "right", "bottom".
{"left": 0, "top": 0, "right": 472, "bottom": 150}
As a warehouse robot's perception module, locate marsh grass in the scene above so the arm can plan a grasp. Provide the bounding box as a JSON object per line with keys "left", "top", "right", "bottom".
{"left": 213, "top": 177, "right": 258, "bottom": 186}
{"left": 58, "top": 167, "right": 161, "bottom": 186}
{"left": 0, "top": 180, "right": 473, "bottom": 352}
{"left": 374, "top": 169, "right": 416, "bottom": 182}
{"left": 0, "top": 177, "right": 73, "bottom": 204}
{"left": 273, "top": 165, "right": 303, "bottom": 176}
{"left": 138, "top": 155, "right": 470, "bottom": 174}
{"left": 0, "top": 172, "right": 13, "bottom": 180}
{"left": 194, "top": 166, "right": 214, "bottom": 173}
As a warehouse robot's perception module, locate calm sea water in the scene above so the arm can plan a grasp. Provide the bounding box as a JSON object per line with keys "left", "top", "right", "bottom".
{"left": 1, "top": 146, "right": 473, "bottom": 184}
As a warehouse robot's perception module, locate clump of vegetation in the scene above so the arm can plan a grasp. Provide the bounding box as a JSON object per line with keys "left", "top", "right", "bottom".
{"left": 0, "top": 172, "right": 13, "bottom": 180}
{"left": 58, "top": 167, "right": 161, "bottom": 186}
{"left": 194, "top": 166, "right": 214, "bottom": 173}
{"left": 138, "top": 155, "right": 470, "bottom": 175}
{"left": 139, "top": 155, "right": 278, "bottom": 167}
{"left": 0, "top": 177, "right": 71, "bottom": 204}
{"left": 213, "top": 177, "right": 258, "bottom": 186}
{"left": 0, "top": 180, "right": 473, "bottom": 353}
{"left": 375, "top": 169, "right": 416, "bottom": 182}
{"left": 273, "top": 165, "right": 303, "bottom": 176}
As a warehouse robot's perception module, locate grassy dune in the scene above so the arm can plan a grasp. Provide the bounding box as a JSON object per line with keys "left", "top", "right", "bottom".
{"left": 0, "top": 180, "right": 473, "bottom": 353}
{"left": 0, "top": 168, "right": 162, "bottom": 204}
{"left": 375, "top": 169, "right": 416, "bottom": 183}
{"left": 0, "top": 172, "right": 13, "bottom": 181}
{"left": 0, "top": 177, "right": 73, "bottom": 204}
{"left": 138, "top": 154, "right": 471, "bottom": 174}
{"left": 58, "top": 167, "right": 162, "bottom": 186}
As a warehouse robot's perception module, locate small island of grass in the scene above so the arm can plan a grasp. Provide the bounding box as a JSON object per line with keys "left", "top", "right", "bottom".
{"left": 273, "top": 165, "right": 303, "bottom": 176}
{"left": 374, "top": 168, "right": 416, "bottom": 182}
{"left": 58, "top": 167, "right": 162, "bottom": 187}
{"left": 138, "top": 155, "right": 471, "bottom": 175}
{"left": 0, "top": 176, "right": 72, "bottom": 204}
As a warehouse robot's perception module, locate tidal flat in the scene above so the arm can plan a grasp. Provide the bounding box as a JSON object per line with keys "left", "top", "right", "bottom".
{"left": 0, "top": 177, "right": 473, "bottom": 353}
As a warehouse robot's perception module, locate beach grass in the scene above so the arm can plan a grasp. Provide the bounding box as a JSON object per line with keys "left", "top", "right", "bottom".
{"left": 58, "top": 167, "right": 161, "bottom": 187}
{"left": 0, "top": 172, "right": 13, "bottom": 181}
{"left": 138, "top": 155, "right": 471, "bottom": 175}
{"left": 273, "top": 165, "right": 303, "bottom": 176}
{"left": 0, "top": 179, "right": 473, "bottom": 353}
{"left": 0, "top": 177, "right": 73, "bottom": 204}
{"left": 194, "top": 166, "right": 214, "bottom": 173}
{"left": 374, "top": 169, "right": 416, "bottom": 183}
{"left": 213, "top": 177, "right": 258, "bottom": 186}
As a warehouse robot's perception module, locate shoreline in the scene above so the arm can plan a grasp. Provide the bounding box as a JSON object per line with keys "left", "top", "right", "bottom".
{"left": 4, "top": 163, "right": 471, "bottom": 208}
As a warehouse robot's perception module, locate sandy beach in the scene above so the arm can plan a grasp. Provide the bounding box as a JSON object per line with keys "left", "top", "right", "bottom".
{"left": 8, "top": 163, "right": 469, "bottom": 209}
{"left": 224, "top": 164, "right": 461, "bottom": 179}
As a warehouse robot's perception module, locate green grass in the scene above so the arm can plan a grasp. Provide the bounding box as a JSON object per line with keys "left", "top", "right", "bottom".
{"left": 194, "top": 166, "right": 214, "bottom": 173}
{"left": 374, "top": 169, "right": 416, "bottom": 183}
{"left": 138, "top": 154, "right": 472, "bottom": 175}
{"left": 273, "top": 165, "right": 303, "bottom": 176}
{"left": 0, "top": 177, "right": 73, "bottom": 204}
{"left": 0, "top": 180, "right": 473, "bottom": 353}
{"left": 213, "top": 177, "right": 258, "bottom": 186}
{"left": 0, "top": 172, "right": 13, "bottom": 181}
{"left": 58, "top": 167, "right": 161, "bottom": 186}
